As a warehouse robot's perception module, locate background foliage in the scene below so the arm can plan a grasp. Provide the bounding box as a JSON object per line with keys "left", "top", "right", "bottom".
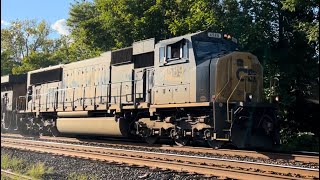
{"left": 1, "top": 0, "right": 319, "bottom": 150}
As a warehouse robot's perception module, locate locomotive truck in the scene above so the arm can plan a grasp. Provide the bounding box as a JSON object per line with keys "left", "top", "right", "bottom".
{"left": 1, "top": 31, "right": 280, "bottom": 149}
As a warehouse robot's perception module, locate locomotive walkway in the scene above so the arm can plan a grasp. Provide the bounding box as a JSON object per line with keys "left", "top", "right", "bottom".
{"left": 1, "top": 136, "right": 319, "bottom": 180}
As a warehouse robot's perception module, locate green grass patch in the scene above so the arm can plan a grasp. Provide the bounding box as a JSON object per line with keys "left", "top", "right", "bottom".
{"left": 1, "top": 154, "right": 25, "bottom": 173}
{"left": 1, "top": 153, "right": 54, "bottom": 179}
{"left": 26, "top": 162, "right": 54, "bottom": 179}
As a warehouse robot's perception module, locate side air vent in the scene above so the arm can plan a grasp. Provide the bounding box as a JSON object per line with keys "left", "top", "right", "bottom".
{"left": 133, "top": 52, "right": 154, "bottom": 69}
{"left": 30, "top": 68, "right": 62, "bottom": 85}
{"left": 111, "top": 47, "right": 133, "bottom": 65}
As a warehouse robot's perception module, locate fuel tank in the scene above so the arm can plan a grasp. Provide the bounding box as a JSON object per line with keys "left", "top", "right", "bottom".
{"left": 56, "top": 117, "right": 129, "bottom": 137}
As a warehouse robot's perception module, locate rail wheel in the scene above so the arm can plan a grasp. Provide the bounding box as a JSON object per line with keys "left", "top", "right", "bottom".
{"left": 145, "top": 136, "right": 158, "bottom": 144}
{"left": 207, "top": 139, "right": 223, "bottom": 149}
{"left": 174, "top": 138, "right": 189, "bottom": 146}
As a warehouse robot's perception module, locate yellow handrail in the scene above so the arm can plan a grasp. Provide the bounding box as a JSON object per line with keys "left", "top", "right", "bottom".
{"left": 226, "top": 74, "right": 257, "bottom": 123}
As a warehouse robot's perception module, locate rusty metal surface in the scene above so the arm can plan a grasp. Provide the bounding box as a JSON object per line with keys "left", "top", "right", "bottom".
{"left": 2, "top": 137, "right": 318, "bottom": 179}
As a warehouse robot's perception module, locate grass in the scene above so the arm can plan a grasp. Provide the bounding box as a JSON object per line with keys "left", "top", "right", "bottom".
{"left": 1, "top": 153, "right": 96, "bottom": 180}
{"left": 1, "top": 154, "right": 25, "bottom": 172}
{"left": 1, "top": 153, "right": 54, "bottom": 179}
{"left": 26, "top": 162, "right": 53, "bottom": 179}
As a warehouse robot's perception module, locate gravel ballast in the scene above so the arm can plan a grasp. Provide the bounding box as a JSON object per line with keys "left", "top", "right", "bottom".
{"left": 1, "top": 147, "right": 217, "bottom": 180}
{"left": 3, "top": 135, "right": 318, "bottom": 170}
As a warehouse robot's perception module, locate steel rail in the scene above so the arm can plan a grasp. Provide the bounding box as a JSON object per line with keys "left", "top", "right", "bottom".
{"left": 1, "top": 137, "right": 318, "bottom": 180}
{"left": 2, "top": 133, "right": 318, "bottom": 164}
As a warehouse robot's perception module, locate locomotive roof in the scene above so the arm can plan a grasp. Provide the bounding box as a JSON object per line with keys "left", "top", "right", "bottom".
{"left": 157, "top": 31, "right": 203, "bottom": 45}
{"left": 28, "top": 64, "right": 64, "bottom": 74}
{"left": 63, "top": 53, "right": 111, "bottom": 69}
{"left": 1, "top": 74, "right": 27, "bottom": 85}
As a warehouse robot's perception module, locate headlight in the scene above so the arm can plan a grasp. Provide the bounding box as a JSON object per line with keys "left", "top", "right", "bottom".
{"left": 246, "top": 94, "right": 253, "bottom": 102}
{"left": 275, "top": 96, "right": 279, "bottom": 102}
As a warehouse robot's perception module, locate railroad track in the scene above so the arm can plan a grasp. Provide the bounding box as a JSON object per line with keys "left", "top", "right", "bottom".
{"left": 1, "top": 137, "right": 318, "bottom": 180}
{"left": 2, "top": 133, "right": 319, "bottom": 164}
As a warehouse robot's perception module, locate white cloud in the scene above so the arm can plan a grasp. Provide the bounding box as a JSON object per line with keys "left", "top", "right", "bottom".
{"left": 51, "top": 19, "right": 70, "bottom": 36}
{"left": 1, "top": 20, "right": 10, "bottom": 26}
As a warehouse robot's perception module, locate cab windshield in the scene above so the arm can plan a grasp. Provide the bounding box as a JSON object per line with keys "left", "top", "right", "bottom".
{"left": 193, "top": 39, "right": 237, "bottom": 61}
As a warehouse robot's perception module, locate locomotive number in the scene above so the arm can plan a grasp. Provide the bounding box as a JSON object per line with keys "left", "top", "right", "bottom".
{"left": 208, "top": 32, "right": 222, "bottom": 38}
{"left": 165, "top": 66, "right": 184, "bottom": 81}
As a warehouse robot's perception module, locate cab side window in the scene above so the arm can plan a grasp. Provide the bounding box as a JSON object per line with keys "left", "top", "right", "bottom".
{"left": 167, "top": 40, "right": 188, "bottom": 60}
{"left": 168, "top": 43, "right": 180, "bottom": 59}
{"left": 160, "top": 39, "right": 188, "bottom": 64}
{"left": 182, "top": 41, "right": 188, "bottom": 58}
{"left": 159, "top": 47, "right": 165, "bottom": 63}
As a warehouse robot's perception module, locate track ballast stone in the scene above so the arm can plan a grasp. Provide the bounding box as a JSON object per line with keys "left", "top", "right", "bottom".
{"left": 13, "top": 135, "right": 319, "bottom": 169}
{"left": 1, "top": 147, "right": 217, "bottom": 180}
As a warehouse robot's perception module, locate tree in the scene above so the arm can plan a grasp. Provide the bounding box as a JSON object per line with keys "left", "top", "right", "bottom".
{"left": 1, "top": 19, "right": 60, "bottom": 74}
{"left": 1, "top": 51, "right": 19, "bottom": 75}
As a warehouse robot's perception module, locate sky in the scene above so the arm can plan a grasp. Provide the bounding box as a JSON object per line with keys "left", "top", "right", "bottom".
{"left": 1, "top": 0, "right": 76, "bottom": 38}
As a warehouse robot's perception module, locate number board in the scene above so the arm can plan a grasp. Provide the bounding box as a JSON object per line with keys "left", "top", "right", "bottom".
{"left": 208, "top": 32, "right": 222, "bottom": 38}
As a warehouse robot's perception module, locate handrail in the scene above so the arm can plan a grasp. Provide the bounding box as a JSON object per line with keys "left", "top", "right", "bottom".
{"left": 18, "top": 78, "right": 146, "bottom": 111}
{"left": 152, "top": 83, "right": 190, "bottom": 88}
{"left": 226, "top": 74, "right": 257, "bottom": 124}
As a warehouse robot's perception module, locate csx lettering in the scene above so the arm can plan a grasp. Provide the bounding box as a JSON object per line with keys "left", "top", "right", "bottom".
{"left": 236, "top": 68, "right": 256, "bottom": 82}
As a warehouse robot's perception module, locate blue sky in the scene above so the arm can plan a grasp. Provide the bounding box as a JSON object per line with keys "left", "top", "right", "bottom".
{"left": 1, "top": 0, "right": 76, "bottom": 38}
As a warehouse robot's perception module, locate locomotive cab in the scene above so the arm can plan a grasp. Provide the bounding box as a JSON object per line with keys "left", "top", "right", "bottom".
{"left": 149, "top": 31, "right": 279, "bottom": 149}
{"left": 194, "top": 32, "right": 279, "bottom": 149}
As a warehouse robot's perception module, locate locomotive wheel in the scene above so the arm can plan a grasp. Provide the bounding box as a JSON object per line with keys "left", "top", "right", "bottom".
{"left": 174, "top": 138, "right": 189, "bottom": 146}
{"left": 145, "top": 136, "right": 159, "bottom": 144}
{"left": 207, "top": 139, "right": 223, "bottom": 149}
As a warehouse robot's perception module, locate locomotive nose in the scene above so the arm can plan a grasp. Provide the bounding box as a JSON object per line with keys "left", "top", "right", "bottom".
{"left": 213, "top": 52, "right": 262, "bottom": 103}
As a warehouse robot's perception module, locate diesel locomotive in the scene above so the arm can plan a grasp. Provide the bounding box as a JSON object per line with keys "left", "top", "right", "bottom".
{"left": 1, "top": 31, "right": 280, "bottom": 149}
